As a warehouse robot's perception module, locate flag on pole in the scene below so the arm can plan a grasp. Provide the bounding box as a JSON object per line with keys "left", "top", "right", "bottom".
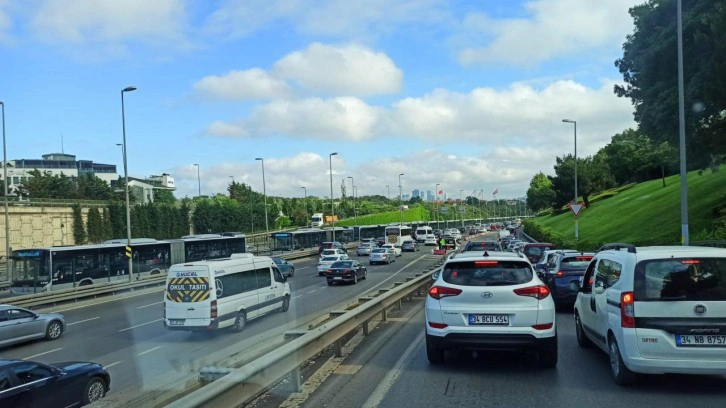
{"left": 438, "top": 190, "right": 443, "bottom": 195}
{"left": 492, "top": 188, "right": 499, "bottom": 196}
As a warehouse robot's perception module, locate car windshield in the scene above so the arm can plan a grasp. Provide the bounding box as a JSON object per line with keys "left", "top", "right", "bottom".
{"left": 635, "top": 258, "right": 726, "bottom": 301}
{"left": 372, "top": 249, "right": 386, "bottom": 254}
{"left": 442, "top": 261, "right": 533, "bottom": 286}
{"left": 561, "top": 256, "right": 593, "bottom": 269}
{"left": 321, "top": 256, "right": 339, "bottom": 262}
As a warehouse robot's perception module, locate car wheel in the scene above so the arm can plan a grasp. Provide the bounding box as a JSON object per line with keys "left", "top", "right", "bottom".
{"left": 232, "top": 312, "right": 247, "bottom": 333}
{"left": 46, "top": 320, "right": 63, "bottom": 340}
{"left": 426, "top": 335, "right": 444, "bottom": 364}
{"left": 608, "top": 334, "right": 637, "bottom": 385}
{"left": 353, "top": 274, "right": 358, "bottom": 284}
{"left": 289, "top": 268, "right": 295, "bottom": 277}
{"left": 327, "top": 281, "right": 333, "bottom": 286}
{"left": 363, "top": 270, "right": 368, "bottom": 280}
{"left": 83, "top": 377, "right": 107, "bottom": 404}
{"left": 280, "top": 295, "right": 290, "bottom": 312}
{"left": 575, "top": 312, "right": 592, "bottom": 348}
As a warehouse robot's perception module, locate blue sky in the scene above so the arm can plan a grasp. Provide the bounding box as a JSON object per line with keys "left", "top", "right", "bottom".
{"left": 0, "top": 0, "right": 640, "bottom": 200}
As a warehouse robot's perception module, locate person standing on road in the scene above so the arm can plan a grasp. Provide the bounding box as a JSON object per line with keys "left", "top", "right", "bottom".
{"left": 439, "top": 237, "right": 446, "bottom": 251}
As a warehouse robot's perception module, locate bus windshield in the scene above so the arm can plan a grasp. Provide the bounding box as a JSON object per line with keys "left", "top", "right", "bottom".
{"left": 12, "top": 250, "right": 50, "bottom": 282}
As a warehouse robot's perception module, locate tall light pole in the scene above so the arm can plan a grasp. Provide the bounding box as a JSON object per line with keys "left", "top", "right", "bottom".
{"left": 435, "top": 183, "right": 440, "bottom": 228}
{"left": 301, "top": 186, "right": 307, "bottom": 227}
{"left": 386, "top": 184, "right": 390, "bottom": 200}
{"left": 255, "top": 158, "right": 269, "bottom": 234}
{"left": 562, "top": 118, "right": 578, "bottom": 241}
{"left": 677, "top": 0, "right": 689, "bottom": 245}
{"left": 229, "top": 175, "right": 235, "bottom": 184}
{"left": 1, "top": 101, "right": 9, "bottom": 281}
{"left": 347, "top": 176, "right": 356, "bottom": 220}
{"left": 398, "top": 173, "right": 404, "bottom": 226}
{"left": 329, "top": 152, "right": 338, "bottom": 241}
{"left": 459, "top": 189, "right": 464, "bottom": 227}
{"left": 192, "top": 163, "right": 201, "bottom": 197}
{"left": 121, "top": 86, "right": 136, "bottom": 281}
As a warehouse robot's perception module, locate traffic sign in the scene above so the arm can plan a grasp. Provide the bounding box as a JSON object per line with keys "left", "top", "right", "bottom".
{"left": 568, "top": 202, "right": 584, "bottom": 217}
{"left": 440, "top": 207, "right": 449, "bottom": 214}
{"left": 125, "top": 246, "right": 132, "bottom": 258}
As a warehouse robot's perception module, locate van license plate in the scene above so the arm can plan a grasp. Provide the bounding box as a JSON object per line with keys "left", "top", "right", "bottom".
{"left": 676, "top": 335, "right": 726, "bottom": 347}
{"left": 469, "top": 314, "right": 509, "bottom": 325}
{"left": 168, "top": 319, "right": 185, "bottom": 326}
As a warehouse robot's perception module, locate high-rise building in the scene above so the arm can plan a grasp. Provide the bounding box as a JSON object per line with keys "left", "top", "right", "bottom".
{"left": 412, "top": 189, "right": 421, "bottom": 198}
{"left": 426, "top": 190, "right": 434, "bottom": 201}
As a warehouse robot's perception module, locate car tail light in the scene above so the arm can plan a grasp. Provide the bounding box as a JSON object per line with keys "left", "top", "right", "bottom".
{"left": 428, "top": 286, "right": 462, "bottom": 299}
{"left": 327, "top": 270, "right": 333, "bottom": 275}
{"left": 428, "top": 321, "right": 448, "bottom": 329}
{"left": 531, "top": 322, "right": 553, "bottom": 330}
{"left": 475, "top": 260, "right": 498, "bottom": 266}
{"left": 514, "top": 285, "right": 550, "bottom": 300}
{"left": 621, "top": 291, "right": 636, "bottom": 328}
{"left": 211, "top": 300, "right": 218, "bottom": 319}
{"left": 555, "top": 271, "right": 564, "bottom": 278}
{"left": 682, "top": 259, "right": 700, "bottom": 265}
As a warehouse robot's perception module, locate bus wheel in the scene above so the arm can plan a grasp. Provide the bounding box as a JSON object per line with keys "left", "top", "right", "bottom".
{"left": 232, "top": 312, "right": 246, "bottom": 333}
{"left": 150, "top": 269, "right": 161, "bottom": 275}
{"left": 78, "top": 280, "right": 92, "bottom": 286}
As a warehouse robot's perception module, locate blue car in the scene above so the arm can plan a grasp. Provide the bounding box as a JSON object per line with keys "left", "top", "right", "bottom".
{"left": 272, "top": 257, "right": 295, "bottom": 277}
{"left": 543, "top": 253, "right": 594, "bottom": 309}
{"left": 0, "top": 358, "right": 110, "bottom": 407}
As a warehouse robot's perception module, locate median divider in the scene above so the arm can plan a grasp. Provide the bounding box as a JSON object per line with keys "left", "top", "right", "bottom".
{"left": 166, "top": 256, "right": 444, "bottom": 408}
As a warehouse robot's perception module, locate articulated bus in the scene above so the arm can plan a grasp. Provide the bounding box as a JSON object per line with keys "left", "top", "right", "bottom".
{"left": 9, "top": 234, "right": 246, "bottom": 295}
{"left": 384, "top": 224, "right": 413, "bottom": 246}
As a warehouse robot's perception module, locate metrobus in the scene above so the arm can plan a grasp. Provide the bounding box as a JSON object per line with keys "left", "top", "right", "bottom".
{"left": 9, "top": 234, "right": 246, "bottom": 295}
{"left": 384, "top": 224, "right": 413, "bottom": 246}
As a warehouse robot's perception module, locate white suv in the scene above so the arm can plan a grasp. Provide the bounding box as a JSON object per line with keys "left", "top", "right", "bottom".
{"left": 425, "top": 251, "right": 557, "bottom": 367}
{"left": 572, "top": 243, "right": 726, "bottom": 385}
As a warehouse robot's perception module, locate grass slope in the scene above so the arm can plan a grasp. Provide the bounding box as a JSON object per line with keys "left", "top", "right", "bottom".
{"left": 533, "top": 167, "right": 726, "bottom": 249}
{"left": 337, "top": 205, "right": 431, "bottom": 227}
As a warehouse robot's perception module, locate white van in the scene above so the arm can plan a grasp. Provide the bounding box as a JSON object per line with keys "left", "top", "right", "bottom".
{"left": 164, "top": 254, "right": 291, "bottom": 332}
{"left": 415, "top": 226, "right": 436, "bottom": 245}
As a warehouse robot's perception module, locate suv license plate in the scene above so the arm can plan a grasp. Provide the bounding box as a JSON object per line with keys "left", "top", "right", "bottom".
{"left": 469, "top": 314, "right": 509, "bottom": 325}
{"left": 168, "top": 319, "right": 185, "bottom": 326}
{"left": 676, "top": 334, "right": 726, "bottom": 347}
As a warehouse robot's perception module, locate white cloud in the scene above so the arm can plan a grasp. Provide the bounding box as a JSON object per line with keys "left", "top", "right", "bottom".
{"left": 0, "top": 1, "right": 12, "bottom": 44}
{"left": 274, "top": 42, "right": 403, "bottom": 96}
{"left": 206, "top": 121, "right": 249, "bottom": 138}
{"left": 458, "top": 0, "right": 640, "bottom": 66}
{"left": 29, "top": 0, "right": 187, "bottom": 45}
{"left": 193, "top": 68, "right": 291, "bottom": 101}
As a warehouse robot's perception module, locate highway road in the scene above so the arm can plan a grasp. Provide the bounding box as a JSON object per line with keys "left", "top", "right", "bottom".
{"left": 0, "top": 247, "right": 445, "bottom": 404}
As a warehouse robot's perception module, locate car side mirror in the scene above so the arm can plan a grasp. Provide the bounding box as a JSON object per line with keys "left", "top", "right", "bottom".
{"left": 431, "top": 271, "right": 440, "bottom": 281}
{"left": 594, "top": 285, "right": 606, "bottom": 295}
{"left": 569, "top": 281, "right": 580, "bottom": 292}
{"left": 536, "top": 271, "right": 545, "bottom": 280}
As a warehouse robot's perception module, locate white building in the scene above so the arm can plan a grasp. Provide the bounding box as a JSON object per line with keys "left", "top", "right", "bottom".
{"left": 0, "top": 153, "right": 117, "bottom": 190}
{"left": 122, "top": 174, "right": 176, "bottom": 204}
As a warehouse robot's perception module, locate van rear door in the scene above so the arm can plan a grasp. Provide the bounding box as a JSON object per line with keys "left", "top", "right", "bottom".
{"left": 165, "top": 266, "right": 212, "bottom": 328}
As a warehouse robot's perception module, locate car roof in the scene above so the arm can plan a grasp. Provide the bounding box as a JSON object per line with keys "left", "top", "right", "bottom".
{"left": 448, "top": 251, "right": 526, "bottom": 260}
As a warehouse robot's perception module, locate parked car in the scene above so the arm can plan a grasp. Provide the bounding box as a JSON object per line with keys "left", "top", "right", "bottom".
{"left": 572, "top": 243, "right": 726, "bottom": 385}
{"left": 356, "top": 243, "right": 375, "bottom": 256}
{"left": 381, "top": 243, "right": 402, "bottom": 257}
{"left": 369, "top": 248, "right": 395, "bottom": 265}
{"left": 325, "top": 260, "right": 368, "bottom": 285}
{"left": 271, "top": 257, "right": 295, "bottom": 277}
{"left": 0, "top": 305, "right": 65, "bottom": 348}
{"left": 317, "top": 254, "right": 350, "bottom": 275}
{"left": 462, "top": 241, "right": 503, "bottom": 252}
{"left": 425, "top": 251, "right": 557, "bottom": 367}
{"left": 0, "top": 359, "right": 111, "bottom": 406}
{"left": 401, "top": 240, "right": 420, "bottom": 252}
{"left": 540, "top": 252, "right": 594, "bottom": 308}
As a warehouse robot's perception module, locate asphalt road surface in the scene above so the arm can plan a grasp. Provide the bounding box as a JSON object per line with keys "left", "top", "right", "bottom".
{"left": 0, "top": 247, "right": 444, "bottom": 403}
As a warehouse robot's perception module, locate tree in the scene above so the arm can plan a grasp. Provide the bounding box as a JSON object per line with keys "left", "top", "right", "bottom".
{"left": 18, "top": 169, "right": 75, "bottom": 199}
{"left": 651, "top": 141, "right": 679, "bottom": 187}
{"left": 86, "top": 207, "right": 104, "bottom": 243}
{"left": 614, "top": 0, "right": 726, "bottom": 168}
{"left": 76, "top": 173, "right": 114, "bottom": 200}
{"left": 71, "top": 204, "right": 86, "bottom": 244}
{"left": 551, "top": 155, "right": 616, "bottom": 208}
{"left": 526, "top": 172, "right": 556, "bottom": 211}
{"left": 153, "top": 189, "right": 176, "bottom": 204}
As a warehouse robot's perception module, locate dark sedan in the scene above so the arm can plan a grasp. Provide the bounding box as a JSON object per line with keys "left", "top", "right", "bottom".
{"left": 542, "top": 253, "right": 594, "bottom": 309}
{"left": 325, "top": 260, "right": 367, "bottom": 285}
{"left": 0, "top": 359, "right": 110, "bottom": 407}
{"left": 375, "top": 237, "right": 386, "bottom": 247}
{"left": 401, "top": 240, "right": 419, "bottom": 252}
{"left": 271, "top": 257, "right": 295, "bottom": 277}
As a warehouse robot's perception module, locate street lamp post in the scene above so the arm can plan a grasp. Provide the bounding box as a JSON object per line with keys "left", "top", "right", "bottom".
{"left": 229, "top": 175, "right": 235, "bottom": 185}
{"left": 1, "top": 101, "right": 9, "bottom": 281}
{"left": 347, "top": 176, "right": 357, "bottom": 221}
{"left": 459, "top": 189, "right": 464, "bottom": 227}
{"left": 329, "top": 153, "right": 338, "bottom": 241}
{"left": 562, "top": 119, "right": 578, "bottom": 241}
{"left": 121, "top": 86, "right": 136, "bottom": 281}
{"left": 255, "top": 158, "right": 269, "bottom": 234}
{"left": 677, "top": 0, "right": 689, "bottom": 245}
{"left": 435, "top": 183, "right": 440, "bottom": 229}
{"left": 193, "top": 164, "right": 201, "bottom": 196}
{"left": 398, "top": 173, "right": 404, "bottom": 226}
{"left": 386, "top": 184, "right": 390, "bottom": 200}
{"left": 301, "top": 186, "right": 307, "bottom": 227}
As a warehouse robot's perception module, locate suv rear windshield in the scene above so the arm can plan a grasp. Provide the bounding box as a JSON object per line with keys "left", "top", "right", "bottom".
{"left": 463, "top": 242, "right": 502, "bottom": 251}
{"left": 561, "top": 255, "right": 593, "bottom": 269}
{"left": 635, "top": 258, "right": 726, "bottom": 301}
{"left": 442, "top": 260, "right": 533, "bottom": 286}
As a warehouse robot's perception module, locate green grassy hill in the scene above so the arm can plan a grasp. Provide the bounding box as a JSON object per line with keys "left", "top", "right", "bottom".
{"left": 527, "top": 167, "right": 726, "bottom": 250}
{"left": 337, "top": 205, "right": 431, "bottom": 226}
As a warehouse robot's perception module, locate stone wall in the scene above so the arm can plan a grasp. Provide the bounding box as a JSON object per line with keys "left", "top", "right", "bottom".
{"left": 0, "top": 205, "right": 87, "bottom": 256}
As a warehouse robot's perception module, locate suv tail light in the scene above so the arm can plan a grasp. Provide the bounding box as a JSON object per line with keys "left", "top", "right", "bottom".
{"left": 555, "top": 271, "right": 564, "bottom": 278}
{"left": 621, "top": 291, "right": 636, "bottom": 328}
{"left": 514, "top": 285, "right": 550, "bottom": 300}
{"left": 428, "top": 286, "right": 462, "bottom": 300}
{"left": 211, "top": 300, "right": 218, "bottom": 319}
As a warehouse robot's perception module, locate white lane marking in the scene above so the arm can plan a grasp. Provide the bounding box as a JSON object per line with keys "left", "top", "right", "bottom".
{"left": 138, "top": 345, "right": 163, "bottom": 356}
{"left": 67, "top": 316, "right": 100, "bottom": 326}
{"left": 365, "top": 254, "right": 428, "bottom": 293}
{"left": 307, "top": 289, "right": 318, "bottom": 294}
{"left": 50, "top": 288, "right": 164, "bottom": 313}
{"left": 309, "top": 274, "right": 322, "bottom": 277}
{"left": 293, "top": 295, "right": 304, "bottom": 299}
{"left": 105, "top": 361, "right": 123, "bottom": 368}
{"left": 137, "top": 301, "right": 164, "bottom": 309}
{"left": 361, "top": 332, "right": 424, "bottom": 408}
{"left": 118, "top": 318, "right": 163, "bottom": 332}
{"left": 23, "top": 348, "right": 63, "bottom": 360}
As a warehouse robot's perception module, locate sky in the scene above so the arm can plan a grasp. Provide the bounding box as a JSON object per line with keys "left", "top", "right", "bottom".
{"left": 0, "top": 0, "right": 641, "bottom": 201}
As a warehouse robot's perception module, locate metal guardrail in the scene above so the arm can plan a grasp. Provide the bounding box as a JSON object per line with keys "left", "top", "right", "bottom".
{"left": 4, "top": 246, "right": 348, "bottom": 309}
{"left": 166, "top": 258, "right": 442, "bottom": 408}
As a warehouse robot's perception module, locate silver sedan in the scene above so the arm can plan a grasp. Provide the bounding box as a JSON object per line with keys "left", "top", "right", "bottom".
{"left": 0, "top": 305, "right": 65, "bottom": 348}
